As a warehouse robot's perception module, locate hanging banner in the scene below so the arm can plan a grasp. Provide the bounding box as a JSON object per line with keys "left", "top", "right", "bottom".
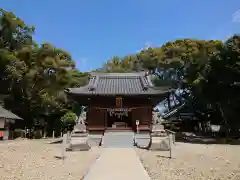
{"left": 109, "top": 111, "right": 129, "bottom": 117}
{"left": 107, "top": 108, "right": 130, "bottom": 112}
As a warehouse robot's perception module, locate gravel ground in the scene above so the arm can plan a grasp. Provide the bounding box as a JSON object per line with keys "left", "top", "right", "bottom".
{"left": 136, "top": 142, "right": 240, "bottom": 180}
{"left": 0, "top": 139, "right": 101, "bottom": 180}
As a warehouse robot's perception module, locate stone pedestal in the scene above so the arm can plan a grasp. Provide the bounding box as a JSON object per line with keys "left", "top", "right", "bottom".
{"left": 148, "top": 124, "right": 171, "bottom": 151}
{"left": 148, "top": 135, "right": 171, "bottom": 151}
{"left": 67, "top": 124, "right": 91, "bottom": 151}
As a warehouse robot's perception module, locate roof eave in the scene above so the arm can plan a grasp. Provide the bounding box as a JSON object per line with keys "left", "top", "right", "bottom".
{"left": 90, "top": 72, "right": 147, "bottom": 77}
{"left": 0, "top": 114, "right": 22, "bottom": 120}
{"left": 66, "top": 91, "right": 170, "bottom": 97}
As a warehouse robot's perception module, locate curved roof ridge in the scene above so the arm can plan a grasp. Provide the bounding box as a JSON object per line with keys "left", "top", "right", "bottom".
{"left": 140, "top": 76, "right": 149, "bottom": 90}
{"left": 146, "top": 75, "right": 154, "bottom": 87}
{"left": 90, "top": 72, "right": 147, "bottom": 77}
{"left": 66, "top": 71, "right": 171, "bottom": 96}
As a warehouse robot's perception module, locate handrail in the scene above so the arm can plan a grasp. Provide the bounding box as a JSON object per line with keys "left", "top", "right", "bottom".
{"left": 165, "top": 129, "right": 176, "bottom": 134}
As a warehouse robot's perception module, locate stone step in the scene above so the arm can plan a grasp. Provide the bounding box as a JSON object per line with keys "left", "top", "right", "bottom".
{"left": 102, "top": 132, "right": 135, "bottom": 148}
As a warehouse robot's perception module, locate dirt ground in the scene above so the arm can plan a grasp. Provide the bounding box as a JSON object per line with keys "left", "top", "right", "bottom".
{"left": 0, "top": 139, "right": 101, "bottom": 180}
{"left": 136, "top": 142, "right": 240, "bottom": 180}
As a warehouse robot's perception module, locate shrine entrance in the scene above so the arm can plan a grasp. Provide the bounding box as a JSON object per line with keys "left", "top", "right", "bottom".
{"left": 67, "top": 72, "right": 170, "bottom": 132}
{"left": 106, "top": 108, "right": 133, "bottom": 130}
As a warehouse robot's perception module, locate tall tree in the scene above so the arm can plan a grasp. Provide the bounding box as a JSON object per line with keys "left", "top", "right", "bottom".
{"left": 0, "top": 9, "right": 88, "bottom": 136}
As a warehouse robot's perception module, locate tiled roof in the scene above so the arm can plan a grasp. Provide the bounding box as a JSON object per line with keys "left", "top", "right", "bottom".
{"left": 67, "top": 72, "right": 171, "bottom": 96}
{"left": 0, "top": 106, "right": 22, "bottom": 120}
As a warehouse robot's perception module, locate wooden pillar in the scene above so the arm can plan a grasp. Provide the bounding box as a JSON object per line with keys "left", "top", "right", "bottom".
{"left": 104, "top": 110, "right": 107, "bottom": 129}
{"left": 3, "top": 119, "right": 9, "bottom": 140}
{"left": 86, "top": 106, "right": 89, "bottom": 126}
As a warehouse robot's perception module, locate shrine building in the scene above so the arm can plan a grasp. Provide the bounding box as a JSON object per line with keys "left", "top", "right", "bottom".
{"left": 66, "top": 72, "right": 170, "bottom": 132}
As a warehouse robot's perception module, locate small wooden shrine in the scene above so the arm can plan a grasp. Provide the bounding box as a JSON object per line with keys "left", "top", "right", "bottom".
{"left": 0, "top": 95, "right": 22, "bottom": 140}
{"left": 66, "top": 72, "right": 170, "bottom": 132}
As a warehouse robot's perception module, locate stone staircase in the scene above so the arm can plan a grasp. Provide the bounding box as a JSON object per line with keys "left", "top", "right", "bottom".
{"left": 102, "top": 131, "right": 135, "bottom": 148}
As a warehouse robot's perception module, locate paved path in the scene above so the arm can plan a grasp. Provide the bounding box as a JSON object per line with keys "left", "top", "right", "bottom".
{"left": 102, "top": 131, "right": 134, "bottom": 148}
{"left": 83, "top": 148, "right": 151, "bottom": 180}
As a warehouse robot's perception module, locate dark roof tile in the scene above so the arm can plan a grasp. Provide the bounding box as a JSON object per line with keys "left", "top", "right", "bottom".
{"left": 0, "top": 106, "right": 22, "bottom": 120}
{"left": 68, "top": 72, "right": 170, "bottom": 96}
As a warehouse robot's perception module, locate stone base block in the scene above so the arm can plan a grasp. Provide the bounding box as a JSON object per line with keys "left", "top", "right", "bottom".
{"left": 148, "top": 136, "right": 171, "bottom": 151}
{"left": 67, "top": 135, "right": 91, "bottom": 151}
{"left": 67, "top": 143, "right": 91, "bottom": 151}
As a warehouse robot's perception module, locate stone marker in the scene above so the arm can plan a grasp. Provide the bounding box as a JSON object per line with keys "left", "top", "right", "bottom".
{"left": 62, "top": 133, "right": 67, "bottom": 159}
{"left": 52, "top": 130, "right": 55, "bottom": 138}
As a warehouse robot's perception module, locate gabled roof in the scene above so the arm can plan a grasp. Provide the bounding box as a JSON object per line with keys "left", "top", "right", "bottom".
{"left": 0, "top": 106, "right": 22, "bottom": 120}
{"left": 162, "top": 103, "right": 186, "bottom": 119}
{"left": 67, "top": 72, "right": 171, "bottom": 96}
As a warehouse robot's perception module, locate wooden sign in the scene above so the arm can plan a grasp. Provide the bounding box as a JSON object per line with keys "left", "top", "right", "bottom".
{"left": 116, "top": 97, "right": 122, "bottom": 107}
{"left": 136, "top": 120, "right": 139, "bottom": 126}
{"left": 136, "top": 120, "right": 139, "bottom": 133}
{"left": 107, "top": 108, "right": 130, "bottom": 112}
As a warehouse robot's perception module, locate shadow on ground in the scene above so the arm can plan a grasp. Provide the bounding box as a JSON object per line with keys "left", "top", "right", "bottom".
{"left": 176, "top": 135, "right": 240, "bottom": 145}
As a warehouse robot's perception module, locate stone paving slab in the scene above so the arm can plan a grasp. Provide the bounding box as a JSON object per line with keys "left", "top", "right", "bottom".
{"left": 83, "top": 148, "right": 151, "bottom": 180}
{"left": 102, "top": 131, "right": 134, "bottom": 148}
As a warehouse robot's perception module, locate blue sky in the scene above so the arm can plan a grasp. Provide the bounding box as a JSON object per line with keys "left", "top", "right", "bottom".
{"left": 2, "top": 0, "right": 240, "bottom": 72}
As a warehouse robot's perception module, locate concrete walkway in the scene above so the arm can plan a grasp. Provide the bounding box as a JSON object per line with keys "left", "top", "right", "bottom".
{"left": 102, "top": 131, "right": 134, "bottom": 148}
{"left": 83, "top": 148, "right": 151, "bottom": 180}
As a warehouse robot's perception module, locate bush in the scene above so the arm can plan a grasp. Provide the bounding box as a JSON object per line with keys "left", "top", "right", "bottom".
{"left": 60, "top": 111, "right": 77, "bottom": 131}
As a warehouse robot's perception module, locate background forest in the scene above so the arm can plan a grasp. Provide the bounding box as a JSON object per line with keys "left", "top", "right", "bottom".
{"left": 0, "top": 9, "right": 239, "bottom": 138}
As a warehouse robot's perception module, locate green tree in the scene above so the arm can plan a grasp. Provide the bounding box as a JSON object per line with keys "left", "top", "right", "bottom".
{"left": 60, "top": 111, "right": 77, "bottom": 132}
{"left": 0, "top": 9, "right": 88, "bottom": 137}
{"left": 100, "top": 35, "right": 240, "bottom": 139}
{"left": 0, "top": 8, "right": 35, "bottom": 94}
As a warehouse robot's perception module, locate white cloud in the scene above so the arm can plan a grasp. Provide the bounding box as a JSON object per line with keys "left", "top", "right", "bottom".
{"left": 208, "top": 9, "right": 240, "bottom": 40}
{"left": 79, "top": 58, "right": 88, "bottom": 64}
{"left": 232, "top": 9, "right": 240, "bottom": 23}
{"left": 136, "top": 41, "right": 152, "bottom": 53}
{"left": 144, "top": 41, "right": 151, "bottom": 49}
{"left": 75, "top": 57, "right": 88, "bottom": 70}
{"left": 208, "top": 25, "right": 232, "bottom": 40}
